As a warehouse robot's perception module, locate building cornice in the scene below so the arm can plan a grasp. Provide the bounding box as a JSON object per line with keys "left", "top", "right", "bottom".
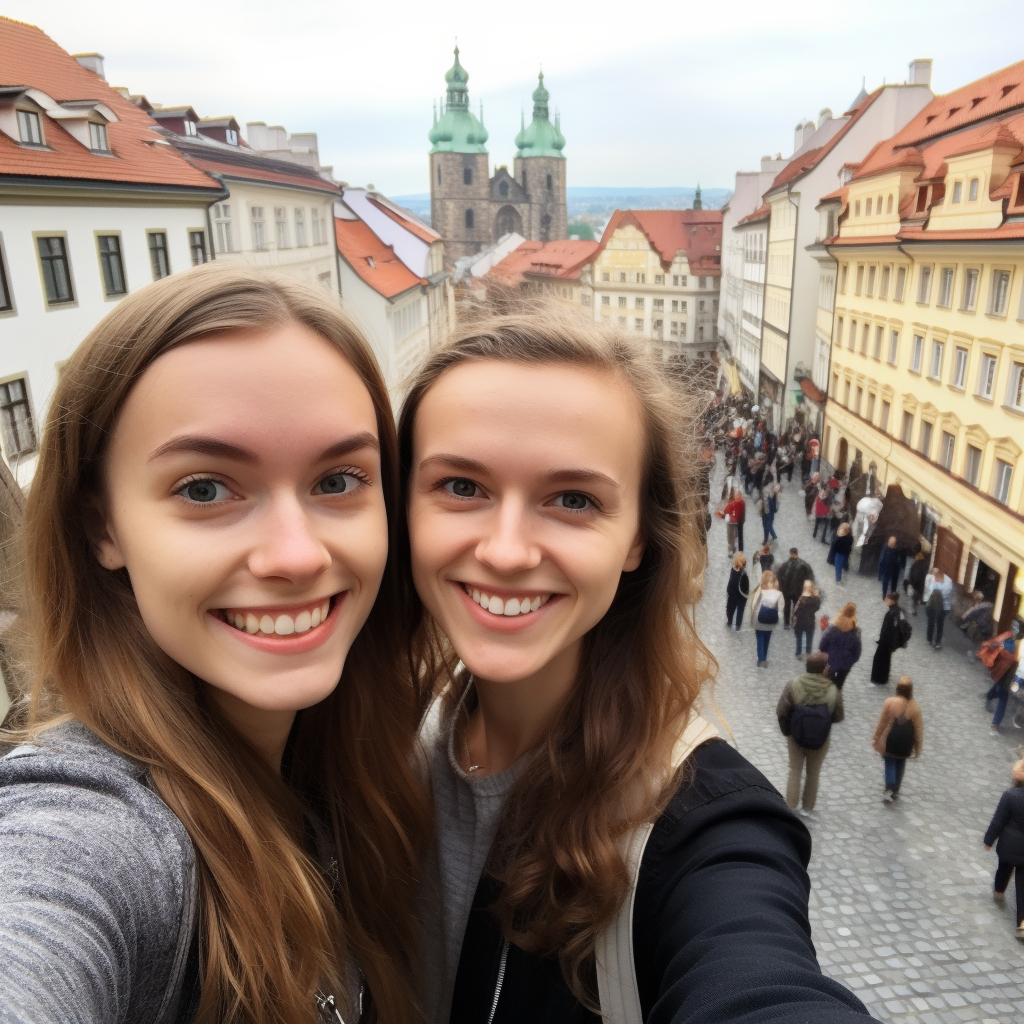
{"left": 0, "top": 174, "right": 223, "bottom": 207}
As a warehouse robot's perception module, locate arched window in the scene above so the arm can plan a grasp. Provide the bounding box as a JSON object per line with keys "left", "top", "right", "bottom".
{"left": 499, "top": 180, "right": 508, "bottom": 198}
{"left": 437, "top": 165, "right": 441, "bottom": 185}
{"left": 463, "top": 167, "right": 473, "bottom": 185}
{"left": 522, "top": 169, "right": 527, "bottom": 190}
{"left": 465, "top": 208, "right": 474, "bottom": 229}
{"left": 866, "top": 198, "right": 872, "bottom": 216}
{"left": 886, "top": 194, "right": 893, "bottom": 214}
{"left": 968, "top": 177, "right": 979, "bottom": 201}
{"left": 546, "top": 173, "right": 552, "bottom": 191}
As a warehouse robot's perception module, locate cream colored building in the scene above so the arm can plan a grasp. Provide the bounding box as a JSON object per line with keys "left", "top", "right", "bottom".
{"left": 822, "top": 59, "right": 1024, "bottom": 629}
{"left": 591, "top": 206, "right": 722, "bottom": 359}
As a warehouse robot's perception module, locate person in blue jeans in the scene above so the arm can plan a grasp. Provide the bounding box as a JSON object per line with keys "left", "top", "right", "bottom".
{"left": 792, "top": 580, "right": 821, "bottom": 657}
{"left": 751, "top": 570, "right": 783, "bottom": 667}
{"left": 872, "top": 677, "right": 923, "bottom": 802}
{"left": 984, "top": 624, "right": 1021, "bottom": 734}
{"left": 827, "top": 522, "right": 854, "bottom": 585}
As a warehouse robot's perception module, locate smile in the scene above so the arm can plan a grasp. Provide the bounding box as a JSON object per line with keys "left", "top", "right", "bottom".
{"left": 216, "top": 597, "right": 334, "bottom": 637}
{"left": 462, "top": 585, "right": 552, "bottom": 617}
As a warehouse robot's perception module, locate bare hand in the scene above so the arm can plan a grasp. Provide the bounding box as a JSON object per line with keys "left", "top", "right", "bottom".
{"left": 984, "top": 845, "right": 991, "bottom": 852}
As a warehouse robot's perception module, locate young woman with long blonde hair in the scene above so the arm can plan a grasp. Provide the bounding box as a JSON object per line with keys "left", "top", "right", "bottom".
{"left": 0, "top": 264, "right": 427, "bottom": 1023}
{"left": 399, "top": 302, "right": 872, "bottom": 1023}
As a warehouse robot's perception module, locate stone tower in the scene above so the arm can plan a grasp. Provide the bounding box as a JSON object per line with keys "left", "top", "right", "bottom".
{"left": 513, "top": 72, "right": 567, "bottom": 242}
{"left": 428, "top": 47, "right": 492, "bottom": 262}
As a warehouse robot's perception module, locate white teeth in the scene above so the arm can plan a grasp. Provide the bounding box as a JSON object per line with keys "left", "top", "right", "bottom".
{"left": 530, "top": 596, "right": 542, "bottom": 612}
{"left": 503, "top": 597, "right": 521, "bottom": 616}
{"left": 274, "top": 614, "right": 294, "bottom": 636}
{"left": 468, "top": 588, "right": 550, "bottom": 618}
{"left": 487, "top": 595, "right": 504, "bottom": 615}
{"left": 260, "top": 614, "right": 275, "bottom": 634}
{"left": 310, "top": 605, "right": 321, "bottom": 628}
{"left": 245, "top": 613, "right": 259, "bottom": 634}
{"left": 294, "top": 610, "right": 311, "bottom": 634}
{"left": 224, "top": 599, "right": 333, "bottom": 637}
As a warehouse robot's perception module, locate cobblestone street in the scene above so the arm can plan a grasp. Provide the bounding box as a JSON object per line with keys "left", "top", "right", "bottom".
{"left": 696, "top": 459, "right": 1024, "bottom": 1024}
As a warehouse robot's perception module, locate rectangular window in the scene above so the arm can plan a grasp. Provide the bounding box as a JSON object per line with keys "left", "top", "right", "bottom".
{"left": 0, "top": 237, "right": 12, "bottom": 312}
{"left": 212, "top": 202, "right": 232, "bottom": 254}
{"left": 698, "top": 277, "right": 706, "bottom": 288}
{"left": 601, "top": 295, "right": 610, "bottom": 306}
{"left": 953, "top": 346, "right": 968, "bottom": 389}
{"left": 148, "top": 231, "right": 170, "bottom": 280}
{"left": 602, "top": 272, "right": 610, "bottom": 282}
{"left": 97, "top": 235, "right": 126, "bottom": 296}
{"left": 275, "top": 207, "right": 288, "bottom": 249}
{"left": 969, "top": 178, "right": 979, "bottom": 202}
{"left": 977, "top": 353, "right": 997, "bottom": 398}
{"left": 311, "top": 208, "right": 326, "bottom": 246}
{"left": 653, "top": 298, "right": 664, "bottom": 311}
{"left": 37, "top": 236, "right": 74, "bottom": 304}
{"left": 1007, "top": 362, "right": 1024, "bottom": 410}
{"left": 919, "top": 420, "right": 933, "bottom": 457}
{"left": 873, "top": 325, "right": 883, "bottom": 359}
{"left": 929, "top": 340, "right": 944, "bottom": 379}
{"left": 680, "top": 301, "right": 687, "bottom": 313}
{"left": 88, "top": 122, "right": 109, "bottom": 151}
{"left": 844, "top": 380, "right": 852, "bottom": 407}
{"left": 952, "top": 181, "right": 963, "bottom": 203}
{"left": 670, "top": 321, "right": 678, "bottom": 336}
{"left": 866, "top": 266, "right": 876, "bottom": 296}
{"left": 880, "top": 400, "right": 891, "bottom": 433}
{"left": 901, "top": 410, "right": 914, "bottom": 444}
{"left": 250, "top": 207, "right": 266, "bottom": 250}
{"left": 835, "top": 316, "right": 843, "bottom": 346}
{"left": 635, "top": 297, "right": 644, "bottom": 309}
{"left": 618, "top": 296, "right": 627, "bottom": 308}
{"left": 938, "top": 267, "right": 954, "bottom": 307}
{"left": 294, "top": 208, "right": 307, "bottom": 247}
{"left": 894, "top": 266, "right": 907, "bottom": 301}
{"left": 653, "top": 318, "right": 662, "bottom": 330}
{"left": 189, "top": 230, "right": 207, "bottom": 266}
{"left": 888, "top": 330, "right": 899, "bottom": 365}
{"left": 964, "top": 444, "right": 983, "bottom": 486}
{"left": 880, "top": 265, "right": 890, "bottom": 299}
{"left": 989, "top": 270, "right": 1011, "bottom": 315}
{"left": 672, "top": 275, "right": 679, "bottom": 286}
{"left": 939, "top": 432, "right": 955, "bottom": 470}
{"left": 911, "top": 334, "right": 924, "bottom": 373}
{"left": 917, "top": 265, "right": 932, "bottom": 303}
{"left": 0, "top": 378, "right": 36, "bottom": 457}
{"left": 993, "top": 459, "right": 1013, "bottom": 505}
{"left": 655, "top": 274, "right": 663, "bottom": 284}
{"left": 860, "top": 323, "right": 869, "bottom": 355}
{"left": 855, "top": 386, "right": 863, "bottom": 414}
{"left": 17, "top": 109, "right": 42, "bottom": 144}
{"left": 839, "top": 264, "right": 848, "bottom": 293}
{"left": 848, "top": 319, "right": 857, "bottom": 351}
{"left": 620, "top": 272, "right": 627, "bottom": 283}
{"left": 866, "top": 392, "right": 876, "bottom": 421}
{"left": 634, "top": 318, "right": 643, "bottom": 331}
{"left": 962, "top": 268, "right": 979, "bottom": 310}
{"left": 855, "top": 265, "right": 864, "bottom": 295}
{"left": 637, "top": 273, "right": 646, "bottom": 284}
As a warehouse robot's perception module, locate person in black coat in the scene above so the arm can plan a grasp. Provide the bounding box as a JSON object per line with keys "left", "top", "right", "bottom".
{"left": 726, "top": 552, "right": 750, "bottom": 630}
{"left": 877, "top": 535, "right": 901, "bottom": 600}
{"left": 905, "top": 552, "right": 928, "bottom": 616}
{"left": 870, "top": 592, "right": 904, "bottom": 684}
{"left": 827, "top": 523, "right": 854, "bottom": 585}
{"left": 983, "top": 759, "right": 1024, "bottom": 941}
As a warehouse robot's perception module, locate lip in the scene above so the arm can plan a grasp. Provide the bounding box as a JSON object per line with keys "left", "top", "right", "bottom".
{"left": 209, "top": 593, "right": 345, "bottom": 654}
{"left": 451, "top": 580, "right": 562, "bottom": 634}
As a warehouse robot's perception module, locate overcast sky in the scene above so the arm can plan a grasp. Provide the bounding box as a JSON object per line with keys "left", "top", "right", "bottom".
{"left": 10, "top": 0, "right": 1024, "bottom": 196}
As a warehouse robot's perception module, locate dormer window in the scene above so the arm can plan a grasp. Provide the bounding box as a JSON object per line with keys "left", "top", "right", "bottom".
{"left": 183, "top": 120, "right": 197, "bottom": 136}
{"left": 17, "top": 109, "right": 42, "bottom": 145}
{"left": 225, "top": 128, "right": 238, "bottom": 145}
{"left": 952, "top": 181, "right": 962, "bottom": 203}
{"left": 968, "top": 177, "right": 979, "bottom": 202}
{"left": 88, "top": 122, "right": 109, "bottom": 151}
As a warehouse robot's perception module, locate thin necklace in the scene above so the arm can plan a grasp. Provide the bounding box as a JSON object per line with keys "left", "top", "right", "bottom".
{"left": 461, "top": 684, "right": 486, "bottom": 774}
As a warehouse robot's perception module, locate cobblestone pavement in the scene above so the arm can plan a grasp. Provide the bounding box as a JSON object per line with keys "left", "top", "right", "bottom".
{"left": 695, "top": 458, "right": 1024, "bottom": 1024}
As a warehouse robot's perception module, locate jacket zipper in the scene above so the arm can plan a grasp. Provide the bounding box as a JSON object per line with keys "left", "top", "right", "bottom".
{"left": 487, "top": 939, "right": 510, "bottom": 1024}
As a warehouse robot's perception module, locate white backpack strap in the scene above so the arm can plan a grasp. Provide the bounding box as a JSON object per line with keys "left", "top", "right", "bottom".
{"left": 595, "top": 714, "right": 719, "bottom": 1023}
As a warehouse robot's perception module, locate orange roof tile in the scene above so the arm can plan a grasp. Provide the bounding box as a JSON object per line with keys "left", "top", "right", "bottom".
{"left": 736, "top": 202, "right": 770, "bottom": 226}
{"left": 367, "top": 197, "right": 439, "bottom": 243}
{"left": 0, "top": 17, "right": 218, "bottom": 192}
{"left": 596, "top": 209, "right": 723, "bottom": 273}
{"left": 487, "top": 239, "right": 600, "bottom": 286}
{"left": 185, "top": 153, "right": 339, "bottom": 194}
{"left": 335, "top": 218, "right": 424, "bottom": 299}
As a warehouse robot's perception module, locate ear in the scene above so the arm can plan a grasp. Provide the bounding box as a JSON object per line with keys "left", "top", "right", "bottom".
{"left": 82, "top": 495, "right": 126, "bottom": 571}
{"left": 622, "top": 529, "right": 645, "bottom": 573}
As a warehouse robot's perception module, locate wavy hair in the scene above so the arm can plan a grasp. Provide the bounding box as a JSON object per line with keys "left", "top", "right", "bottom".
{"left": 397, "top": 297, "right": 715, "bottom": 1004}
{"left": 7, "top": 263, "right": 428, "bottom": 1023}
{"left": 833, "top": 601, "right": 858, "bottom": 631}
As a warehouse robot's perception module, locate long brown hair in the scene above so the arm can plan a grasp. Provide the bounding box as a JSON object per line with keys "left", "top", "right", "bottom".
{"left": 9, "top": 263, "right": 428, "bottom": 1023}
{"left": 397, "top": 299, "right": 714, "bottom": 1003}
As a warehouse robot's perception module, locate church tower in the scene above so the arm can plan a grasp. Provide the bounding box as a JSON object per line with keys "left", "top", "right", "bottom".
{"left": 513, "top": 72, "right": 567, "bottom": 242}
{"left": 428, "top": 47, "right": 491, "bottom": 261}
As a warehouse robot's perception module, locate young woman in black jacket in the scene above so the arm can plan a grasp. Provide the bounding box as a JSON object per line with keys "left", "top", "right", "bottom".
{"left": 725, "top": 552, "right": 750, "bottom": 630}
{"left": 983, "top": 759, "right": 1024, "bottom": 941}
{"left": 400, "top": 304, "right": 876, "bottom": 1024}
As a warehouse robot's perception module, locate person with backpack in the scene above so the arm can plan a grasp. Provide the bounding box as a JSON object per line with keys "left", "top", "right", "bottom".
{"left": 923, "top": 565, "right": 954, "bottom": 649}
{"left": 872, "top": 676, "right": 923, "bottom": 802}
{"left": 818, "top": 603, "right": 863, "bottom": 688}
{"left": 983, "top": 759, "right": 1024, "bottom": 942}
{"left": 751, "top": 570, "right": 784, "bottom": 667}
{"left": 870, "top": 592, "right": 911, "bottom": 684}
{"left": 777, "top": 652, "right": 845, "bottom": 817}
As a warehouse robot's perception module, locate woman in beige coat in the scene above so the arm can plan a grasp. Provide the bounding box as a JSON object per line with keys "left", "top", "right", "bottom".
{"left": 872, "top": 676, "right": 923, "bottom": 803}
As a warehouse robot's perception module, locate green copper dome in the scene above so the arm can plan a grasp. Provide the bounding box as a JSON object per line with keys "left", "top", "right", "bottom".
{"left": 429, "top": 47, "right": 489, "bottom": 154}
{"left": 514, "top": 71, "right": 565, "bottom": 159}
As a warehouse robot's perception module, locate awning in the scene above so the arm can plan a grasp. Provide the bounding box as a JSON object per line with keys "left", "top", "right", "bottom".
{"left": 799, "top": 378, "right": 827, "bottom": 404}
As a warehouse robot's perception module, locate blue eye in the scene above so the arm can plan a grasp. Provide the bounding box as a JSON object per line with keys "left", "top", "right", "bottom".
{"left": 316, "top": 472, "right": 363, "bottom": 495}
{"left": 444, "top": 478, "right": 478, "bottom": 499}
{"left": 554, "top": 492, "right": 591, "bottom": 512}
{"left": 177, "top": 478, "right": 232, "bottom": 504}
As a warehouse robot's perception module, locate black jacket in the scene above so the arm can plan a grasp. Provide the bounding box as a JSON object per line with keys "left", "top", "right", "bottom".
{"left": 726, "top": 568, "right": 750, "bottom": 601}
{"left": 449, "top": 741, "right": 875, "bottom": 1024}
{"left": 984, "top": 786, "right": 1024, "bottom": 865}
{"left": 776, "top": 557, "right": 815, "bottom": 599}
{"left": 826, "top": 533, "right": 853, "bottom": 565}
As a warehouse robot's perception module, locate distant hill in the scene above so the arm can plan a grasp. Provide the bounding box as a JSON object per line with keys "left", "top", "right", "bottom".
{"left": 390, "top": 186, "right": 732, "bottom": 234}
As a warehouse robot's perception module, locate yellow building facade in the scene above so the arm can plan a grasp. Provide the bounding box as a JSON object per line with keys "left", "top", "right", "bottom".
{"left": 821, "top": 62, "right": 1024, "bottom": 627}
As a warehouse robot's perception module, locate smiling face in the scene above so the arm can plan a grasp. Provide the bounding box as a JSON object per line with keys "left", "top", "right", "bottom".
{"left": 408, "top": 360, "right": 645, "bottom": 695}
{"left": 93, "top": 323, "right": 388, "bottom": 749}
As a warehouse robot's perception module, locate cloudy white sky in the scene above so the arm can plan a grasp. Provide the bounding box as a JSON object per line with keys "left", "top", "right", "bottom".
{"left": 10, "top": 0, "right": 1024, "bottom": 196}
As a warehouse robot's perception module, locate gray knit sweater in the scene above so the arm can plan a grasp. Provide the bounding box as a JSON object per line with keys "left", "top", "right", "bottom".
{"left": 0, "top": 721, "right": 196, "bottom": 1023}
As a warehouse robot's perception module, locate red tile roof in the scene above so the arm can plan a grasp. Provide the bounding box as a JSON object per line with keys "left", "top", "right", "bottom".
{"left": 0, "top": 16, "right": 219, "bottom": 191}
{"left": 185, "top": 152, "right": 339, "bottom": 194}
{"left": 736, "top": 202, "right": 771, "bottom": 226}
{"left": 596, "top": 209, "right": 723, "bottom": 273}
{"left": 486, "top": 239, "right": 601, "bottom": 286}
{"left": 367, "top": 197, "right": 439, "bottom": 243}
{"left": 335, "top": 218, "right": 424, "bottom": 299}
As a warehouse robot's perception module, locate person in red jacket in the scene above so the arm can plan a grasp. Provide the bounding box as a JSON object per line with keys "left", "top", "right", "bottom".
{"left": 724, "top": 490, "right": 746, "bottom": 554}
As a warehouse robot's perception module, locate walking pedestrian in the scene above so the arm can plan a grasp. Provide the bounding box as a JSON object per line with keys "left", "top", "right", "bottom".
{"left": 803, "top": 472, "right": 820, "bottom": 518}
{"left": 777, "top": 547, "right": 815, "bottom": 628}
{"left": 870, "top": 592, "right": 908, "bottom": 685}
{"left": 826, "top": 485, "right": 846, "bottom": 545}
{"left": 827, "top": 523, "right": 854, "bottom": 586}
{"left": 758, "top": 542, "right": 775, "bottom": 573}
{"left": 872, "top": 676, "right": 923, "bottom": 802}
{"left": 813, "top": 486, "right": 831, "bottom": 543}
{"left": 983, "top": 759, "right": 1024, "bottom": 941}
{"left": 751, "top": 570, "right": 783, "bottom": 667}
{"left": 818, "top": 603, "right": 862, "bottom": 688}
{"left": 793, "top": 581, "right": 821, "bottom": 658}
{"left": 905, "top": 552, "right": 928, "bottom": 616}
{"left": 776, "top": 651, "right": 844, "bottom": 818}
{"left": 923, "top": 565, "right": 954, "bottom": 649}
{"left": 983, "top": 624, "right": 1021, "bottom": 735}
{"left": 760, "top": 472, "right": 779, "bottom": 543}
{"left": 877, "top": 535, "right": 900, "bottom": 600}
{"left": 726, "top": 552, "right": 750, "bottom": 630}
{"left": 723, "top": 489, "right": 745, "bottom": 556}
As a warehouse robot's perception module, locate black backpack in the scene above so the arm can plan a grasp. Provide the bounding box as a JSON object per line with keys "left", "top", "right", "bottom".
{"left": 896, "top": 613, "right": 913, "bottom": 648}
{"left": 790, "top": 703, "right": 832, "bottom": 750}
{"left": 885, "top": 713, "right": 915, "bottom": 758}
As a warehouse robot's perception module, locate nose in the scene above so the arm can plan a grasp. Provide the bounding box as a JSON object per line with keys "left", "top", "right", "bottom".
{"left": 248, "top": 493, "right": 332, "bottom": 583}
{"left": 475, "top": 498, "right": 542, "bottom": 575}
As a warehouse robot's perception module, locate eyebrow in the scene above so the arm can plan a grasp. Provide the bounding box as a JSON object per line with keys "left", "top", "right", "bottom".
{"left": 419, "top": 453, "right": 619, "bottom": 490}
{"left": 149, "top": 431, "right": 380, "bottom": 464}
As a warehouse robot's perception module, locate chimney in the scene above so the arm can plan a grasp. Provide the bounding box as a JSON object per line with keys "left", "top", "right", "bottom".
{"left": 73, "top": 53, "right": 105, "bottom": 79}
{"left": 908, "top": 59, "right": 932, "bottom": 87}
{"left": 246, "top": 122, "right": 269, "bottom": 150}
{"left": 818, "top": 107, "right": 833, "bottom": 129}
